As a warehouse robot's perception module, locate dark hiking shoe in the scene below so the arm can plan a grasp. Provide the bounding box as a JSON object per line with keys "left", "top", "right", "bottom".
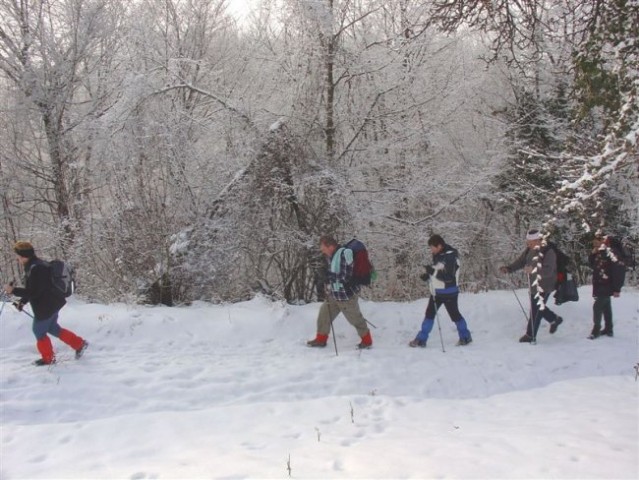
{"left": 519, "top": 334, "right": 534, "bottom": 343}
{"left": 456, "top": 337, "right": 473, "bottom": 346}
{"left": 549, "top": 317, "right": 563, "bottom": 334}
{"left": 587, "top": 333, "right": 599, "bottom": 340}
{"left": 409, "top": 339, "right": 426, "bottom": 348}
{"left": 307, "top": 339, "right": 327, "bottom": 348}
{"left": 75, "top": 340, "right": 89, "bottom": 359}
{"left": 34, "top": 358, "right": 55, "bottom": 367}
{"left": 599, "top": 330, "right": 613, "bottom": 337}
{"left": 356, "top": 341, "right": 372, "bottom": 349}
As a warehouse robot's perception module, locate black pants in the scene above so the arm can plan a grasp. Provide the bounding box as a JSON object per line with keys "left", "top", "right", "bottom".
{"left": 592, "top": 296, "right": 613, "bottom": 334}
{"left": 526, "top": 292, "right": 558, "bottom": 338}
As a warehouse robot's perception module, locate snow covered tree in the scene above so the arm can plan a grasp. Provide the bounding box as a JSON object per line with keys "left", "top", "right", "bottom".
{"left": 0, "top": 0, "right": 124, "bottom": 253}
{"left": 171, "top": 122, "right": 349, "bottom": 302}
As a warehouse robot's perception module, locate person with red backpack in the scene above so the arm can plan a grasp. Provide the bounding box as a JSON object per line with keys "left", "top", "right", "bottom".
{"left": 307, "top": 235, "right": 373, "bottom": 349}
{"left": 3, "top": 241, "right": 88, "bottom": 366}
{"left": 588, "top": 234, "right": 626, "bottom": 339}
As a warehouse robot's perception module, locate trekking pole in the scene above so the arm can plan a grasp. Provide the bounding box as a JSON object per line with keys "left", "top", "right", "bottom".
{"left": 497, "top": 277, "right": 529, "bottom": 323}
{"left": 7, "top": 295, "right": 34, "bottom": 319}
{"left": 0, "top": 284, "right": 13, "bottom": 318}
{"left": 527, "top": 274, "right": 537, "bottom": 345}
{"left": 428, "top": 278, "right": 446, "bottom": 353}
{"left": 329, "top": 319, "right": 338, "bottom": 356}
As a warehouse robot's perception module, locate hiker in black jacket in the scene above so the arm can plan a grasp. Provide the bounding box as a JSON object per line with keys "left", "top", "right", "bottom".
{"left": 588, "top": 235, "right": 626, "bottom": 339}
{"left": 3, "top": 241, "right": 88, "bottom": 366}
{"left": 409, "top": 235, "right": 472, "bottom": 348}
{"left": 499, "top": 229, "right": 563, "bottom": 342}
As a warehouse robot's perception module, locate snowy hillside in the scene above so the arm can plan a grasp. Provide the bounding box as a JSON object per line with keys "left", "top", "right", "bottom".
{"left": 1, "top": 287, "right": 637, "bottom": 479}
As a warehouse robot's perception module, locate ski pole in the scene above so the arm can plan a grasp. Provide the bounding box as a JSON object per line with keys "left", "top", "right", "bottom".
{"left": 0, "top": 286, "right": 12, "bottom": 318}
{"left": 428, "top": 278, "right": 446, "bottom": 353}
{"left": 10, "top": 301, "right": 33, "bottom": 318}
{"left": 329, "top": 319, "right": 338, "bottom": 356}
{"left": 504, "top": 277, "right": 530, "bottom": 323}
{"left": 527, "top": 274, "right": 537, "bottom": 345}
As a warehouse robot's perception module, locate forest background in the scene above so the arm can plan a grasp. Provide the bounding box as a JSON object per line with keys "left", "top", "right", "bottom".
{"left": 0, "top": 0, "right": 637, "bottom": 305}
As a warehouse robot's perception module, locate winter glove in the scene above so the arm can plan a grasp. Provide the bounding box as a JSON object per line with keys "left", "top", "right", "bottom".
{"left": 419, "top": 272, "right": 431, "bottom": 282}
{"left": 12, "top": 301, "right": 23, "bottom": 312}
{"left": 425, "top": 265, "right": 435, "bottom": 275}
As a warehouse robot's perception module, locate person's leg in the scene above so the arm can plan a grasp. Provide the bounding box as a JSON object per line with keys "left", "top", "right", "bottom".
{"left": 600, "top": 296, "right": 613, "bottom": 335}
{"left": 525, "top": 292, "right": 543, "bottom": 340}
{"left": 591, "top": 296, "right": 605, "bottom": 336}
{"left": 534, "top": 292, "right": 563, "bottom": 334}
{"left": 441, "top": 296, "right": 471, "bottom": 343}
{"left": 47, "top": 312, "right": 85, "bottom": 350}
{"left": 32, "top": 316, "right": 55, "bottom": 364}
{"left": 308, "top": 297, "right": 341, "bottom": 346}
{"left": 339, "top": 296, "right": 372, "bottom": 346}
{"left": 413, "top": 297, "right": 439, "bottom": 344}
{"left": 538, "top": 293, "right": 558, "bottom": 324}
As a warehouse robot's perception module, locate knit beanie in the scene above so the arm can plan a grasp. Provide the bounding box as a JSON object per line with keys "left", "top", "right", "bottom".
{"left": 14, "top": 241, "right": 35, "bottom": 258}
{"left": 526, "top": 229, "right": 542, "bottom": 241}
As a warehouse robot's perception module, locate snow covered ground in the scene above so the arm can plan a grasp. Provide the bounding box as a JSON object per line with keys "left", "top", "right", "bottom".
{"left": 1, "top": 286, "right": 637, "bottom": 479}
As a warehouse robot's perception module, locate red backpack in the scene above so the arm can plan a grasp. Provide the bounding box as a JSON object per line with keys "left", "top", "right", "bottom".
{"left": 345, "top": 239, "right": 375, "bottom": 286}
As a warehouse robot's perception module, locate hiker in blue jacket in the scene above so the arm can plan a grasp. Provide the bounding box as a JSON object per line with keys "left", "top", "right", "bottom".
{"left": 409, "top": 234, "right": 472, "bottom": 347}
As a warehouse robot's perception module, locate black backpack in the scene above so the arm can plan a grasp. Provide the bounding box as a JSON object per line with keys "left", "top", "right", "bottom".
{"left": 607, "top": 237, "right": 636, "bottom": 270}
{"left": 542, "top": 242, "right": 579, "bottom": 305}
{"left": 48, "top": 260, "right": 76, "bottom": 297}
{"left": 544, "top": 242, "right": 571, "bottom": 286}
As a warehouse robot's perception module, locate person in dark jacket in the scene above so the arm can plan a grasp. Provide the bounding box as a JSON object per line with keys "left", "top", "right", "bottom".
{"left": 409, "top": 234, "right": 472, "bottom": 348}
{"left": 499, "top": 229, "right": 563, "bottom": 342}
{"left": 588, "top": 234, "right": 626, "bottom": 339}
{"left": 307, "top": 235, "right": 373, "bottom": 349}
{"left": 3, "top": 241, "right": 88, "bottom": 366}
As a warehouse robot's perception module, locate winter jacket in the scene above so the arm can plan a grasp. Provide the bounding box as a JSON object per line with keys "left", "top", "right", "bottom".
{"left": 12, "top": 257, "right": 66, "bottom": 321}
{"left": 589, "top": 247, "right": 625, "bottom": 297}
{"left": 505, "top": 246, "right": 557, "bottom": 293}
{"left": 430, "top": 244, "right": 460, "bottom": 296}
{"left": 326, "top": 246, "right": 360, "bottom": 301}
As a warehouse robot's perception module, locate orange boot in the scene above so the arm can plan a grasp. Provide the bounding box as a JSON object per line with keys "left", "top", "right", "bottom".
{"left": 357, "top": 331, "right": 373, "bottom": 349}
{"left": 307, "top": 333, "right": 328, "bottom": 347}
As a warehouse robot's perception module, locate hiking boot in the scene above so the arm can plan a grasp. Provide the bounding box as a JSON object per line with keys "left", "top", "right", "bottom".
{"left": 456, "top": 336, "right": 472, "bottom": 346}
{"left": 599, "top": 329, "right": 613, "bottom": 337}
{"left": 34, "top": 358, "right": 55, "bottom": 367}
{"left": 587, "top": 333, "right": 599, "bottom": 340}
{"left": 306, "top": 339, "right": 327, "bottom": 348}
{"left": 357, "top": 332, "right": 373, "bottom": 349}
{"left": 549, "top": 317, "right": 563, "bottom": 334}
{"left": 409, "top": 339, "right": 426, "bottom": 348}
{"left": 519, "top": 334, "right": 534, "bottom": 343}
{"left": 75, "top": 340, "right": 89, "bottom": 359}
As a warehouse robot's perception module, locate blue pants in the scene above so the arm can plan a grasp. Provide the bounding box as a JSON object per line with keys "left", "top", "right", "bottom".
{"left": 416, "top": 295, "right": 471, "bottom": 342}
{"left": 32, "top": 311, "right": 63, "bottom": 340}
{"left": 527, "top": 292, "right": 558, "bottom": 338}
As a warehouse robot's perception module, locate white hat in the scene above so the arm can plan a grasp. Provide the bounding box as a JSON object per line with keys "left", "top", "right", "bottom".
{"left": 526, "top": 229, "right": 542, "bottom": 241}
